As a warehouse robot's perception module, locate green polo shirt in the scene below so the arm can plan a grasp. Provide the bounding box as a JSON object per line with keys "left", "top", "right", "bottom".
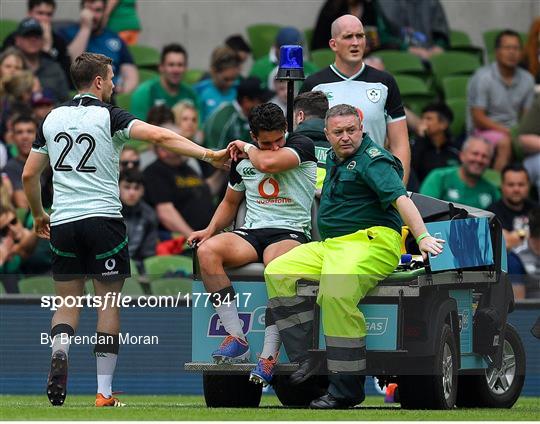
{"left": 419, "top": 166, "right": 500, "bottom": 210}
{"left": 318, "top": 135, "right": 407, "bottom": 240}
{"left": 130, "top": 77, "right": 199, "bottom": 120}
{"left": 203, "top": 101, "right": 251, "bottom": 150}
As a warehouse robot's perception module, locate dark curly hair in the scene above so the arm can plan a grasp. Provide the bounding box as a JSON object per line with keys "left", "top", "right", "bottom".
{"left": 248, "top": 102, "right": 287, "bottom": 136}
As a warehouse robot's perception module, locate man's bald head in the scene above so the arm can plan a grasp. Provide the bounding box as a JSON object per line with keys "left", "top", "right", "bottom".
{"left": 331, "top": 14, "right": 363, "bottom": 38}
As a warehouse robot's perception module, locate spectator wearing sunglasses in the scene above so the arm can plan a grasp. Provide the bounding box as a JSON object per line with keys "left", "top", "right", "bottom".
{"left": 119, "top": 145, "right": 140, "bottom": 172}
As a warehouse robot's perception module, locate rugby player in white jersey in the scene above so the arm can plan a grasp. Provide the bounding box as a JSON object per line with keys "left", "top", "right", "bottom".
{"left": 22, "top": 52, "right": 228, "bottom": 407}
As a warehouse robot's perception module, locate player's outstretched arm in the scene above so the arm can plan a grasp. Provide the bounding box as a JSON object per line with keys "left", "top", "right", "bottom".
{"left": 130, "top": 120, "right": 230, "bottom": 169}
{"left": 394, "top": 195, "right": 445, "bottom": 260}
{"left": 188, "top": 188, "right": 245, "bottom": 247}
{"left": 22, "top": 151, "right": 51, "bottom": 239}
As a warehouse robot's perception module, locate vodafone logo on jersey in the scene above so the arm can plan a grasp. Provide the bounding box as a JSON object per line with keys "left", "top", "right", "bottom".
{"left": 258, "top": 178, "right": 280, "bottom": 199}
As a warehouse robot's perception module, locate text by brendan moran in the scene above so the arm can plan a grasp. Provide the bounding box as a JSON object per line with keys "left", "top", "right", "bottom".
{"left": 41, "top": 333, "right": 159, "bottom": 346}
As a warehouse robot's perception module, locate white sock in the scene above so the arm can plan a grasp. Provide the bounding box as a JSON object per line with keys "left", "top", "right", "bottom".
{"left": 51, "top": 334, "right": 71, "bottom": 357}
{"left": 215, "top": 302, "right": 245, "bottom": 339}
{"left": 260, "top": 324, "right": 281, "bottom": 359}
{"left": 96, "top": 353, "right": 118, "bottom": 398}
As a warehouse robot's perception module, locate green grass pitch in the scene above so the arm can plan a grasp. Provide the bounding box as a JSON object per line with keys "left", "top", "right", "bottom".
{"left": 0, "top": 395, "right": 539, "bottom": 420}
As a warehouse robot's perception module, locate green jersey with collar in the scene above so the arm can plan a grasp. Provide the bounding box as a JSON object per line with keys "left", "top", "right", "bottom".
{"left": 32, "top": 93, "right": 137, "bottom": 226}
{"left": 228, "top": 133, "right": 317, "bottom": 236}
{"left": 300, "top": 63, "right": 406, "bottom": 148}
{"left": 318, "top": 134, "right": 407, "bottom": 239}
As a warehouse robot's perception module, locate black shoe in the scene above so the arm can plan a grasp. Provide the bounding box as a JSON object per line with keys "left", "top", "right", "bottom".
{"left": 289, "top": 357, "right": 321, "bottom": 385}
{"left": 310, "top": 393, "right": 356, "bottom": 409}
{"left": 47, "top": 350, "right": 68, "bottom": 406}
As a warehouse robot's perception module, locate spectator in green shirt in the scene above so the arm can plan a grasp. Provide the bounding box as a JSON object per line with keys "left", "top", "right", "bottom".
{"left": 420, "top": 137, "right": 500, "bottom": 210}
{"left": 130, "top": 43, "right": 199, "bottom": 120}
{"left": 102, "top": 0, "right": 141, "bottom": 45}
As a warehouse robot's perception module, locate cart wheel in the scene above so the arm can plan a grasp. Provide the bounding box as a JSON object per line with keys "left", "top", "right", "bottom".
{"left": 273, "top": 375, "right": 328, "bottom": 407}
{"left": 203, "top": 373, "right": 262, "bottom": 407}
{"left": 399, "top": 323, "right": 458, "bottom": 409}
{"left": 456, "top": 324, "right": 525, "bottom": 408}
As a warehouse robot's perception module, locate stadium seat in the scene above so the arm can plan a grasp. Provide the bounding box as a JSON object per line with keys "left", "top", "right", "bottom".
{"left": 446, "top": 98, "right": 467, "bottom": 138}
{"left": 144, "top": 255, "right": 193, "bottom": 281}
{"left": 183, "top": 69, "right": 205, "bottom": 86}
{"left": 122, "top": 278, "right": 145, "bottom": 295}
{"left": 449, "top": 29, "right": 484, "bottom": 61}
{"left": 374, "top": 50, "right": 426, "bottom": 76}
{"left": 0, "top": 19, "right": 18, "bottom": 45}
{"left": 115, "top": 92, "right": 131, "bottom": 110}
{"left": 18, "top": 276, "right": 55, "bottom": 295}
{"left": 124, "top": 139, "right": 147, "bottom": 151}
{"left": 0, "top": 282, "right": 5, "bottom": 295}
{"left": 138, "top": 68, "right": 159, "bottom": 83}
{"left": 246, "top": 23, "right": 281, "bottom": 60}
{"left": 149, "top": 277, "right": 192, "bottom": 296}
{"left": 394, "top": 74, "right": 433, "bottom": 115}
{"left": 310, "top": 48, "right": 334, "bottom": 70}
{"left": 128, "top": 44, "right": 160, "bottom": 69}
{"left": 130, "top": 259, "right": 139, "bottom": 276}
{"left": 430, "top": 52, "right": 481, "bottom": 88}
{"left": 84, "top": 277, "right": 144, "bottom": 295}
{"left": 442, "top": 75, "right": 470, "bottom": 100}
{"left": 483, "top": 168, "right": 501, "bottom": 188}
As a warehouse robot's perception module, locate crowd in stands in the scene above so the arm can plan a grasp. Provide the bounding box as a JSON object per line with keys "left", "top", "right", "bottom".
{"left": 1, "top": 0, "right": 539, "bottom": 299}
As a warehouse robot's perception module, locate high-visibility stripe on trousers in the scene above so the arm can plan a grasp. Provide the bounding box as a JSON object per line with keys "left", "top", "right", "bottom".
{"left": 264, "top": 226, "right": 401, "bottom": 373}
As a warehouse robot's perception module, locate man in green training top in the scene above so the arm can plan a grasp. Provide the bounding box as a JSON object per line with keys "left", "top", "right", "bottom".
{"left": 292, "top": 90, "right": 329, "bottom": 193}
{"left": 264, "top": 104, "right": 444, "bottom": 409}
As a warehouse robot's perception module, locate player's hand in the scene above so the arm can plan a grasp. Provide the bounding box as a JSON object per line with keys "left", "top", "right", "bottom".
{"left": 227, "top": 140, "right": 248, "bottom": 162}
{"left": 187, "top": 228, "right": 213, "bottom": 247}
{"left": 419, "top": 235, "right": 444, "bottom": 261}
{"left": 34, "top": 212, "right": 50, "bottom": 240}
{"left": 80, "top": 8, "right": 94, "bottom": 29}
{"left": 207, "top": 148, "right": 230, "bottom": 170}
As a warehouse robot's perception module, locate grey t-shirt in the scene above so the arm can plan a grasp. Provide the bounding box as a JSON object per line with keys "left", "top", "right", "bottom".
{"left": 467, "top": 62, "right": 534, "bottom": 132}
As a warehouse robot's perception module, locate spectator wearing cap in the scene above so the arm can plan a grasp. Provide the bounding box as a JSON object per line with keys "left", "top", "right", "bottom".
{"left": 249, "top": 26, "right": 318, "bottom": 89}
{"left": 203, "top": 77, "right": 273, "bottom": 150}
{"left": 130, "top": 43, "right": 198, "bottom": 120}
{"left": 2, "top": 0, "right": 71, "bottom": 81}
{"left": 411, "top": 103, "right": 460, "bottom": 184}
{"left": 194, "top": 46, "right": 242, "bottom": 124}
{"left": 58, "top": 0, "right": 138, "bottom": 94}
{"left": 14, "top": 17, "right": 69, "bottom": 102}
{"left": 31, "top": 88, "right": 55, "bottom": 123}
{"left": 468, "top": 29, "right": 535, "bottom": 171}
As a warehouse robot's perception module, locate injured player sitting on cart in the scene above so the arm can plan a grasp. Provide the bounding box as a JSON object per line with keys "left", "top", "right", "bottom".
{"left": 188, "top": 102, "right": 317, "bottom": 386}
{"left": 263, "top": 104, "right": 445, "bottom": 409}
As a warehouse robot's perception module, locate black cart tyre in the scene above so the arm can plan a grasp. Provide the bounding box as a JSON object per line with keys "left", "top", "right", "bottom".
{"left": 399, "top": 323, "right": 458, "bottom": 409}
{"left": 272, "top": 375, "right": 328, "bottom": 407}
{"left": 203, "top": 373, "right": 262, "bottom": 407}
{"left": 456, "top": 324, "right": 525, "bottom": 408}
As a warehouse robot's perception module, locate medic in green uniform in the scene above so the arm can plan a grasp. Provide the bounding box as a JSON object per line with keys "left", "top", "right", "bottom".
{"left": 264, "top": 104, "right": 445, "bottom": 409}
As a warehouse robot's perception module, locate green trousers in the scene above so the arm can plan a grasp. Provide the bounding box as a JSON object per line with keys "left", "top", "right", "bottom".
{"left": 264, "top": 226, "right": 400, "bottom": 400}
